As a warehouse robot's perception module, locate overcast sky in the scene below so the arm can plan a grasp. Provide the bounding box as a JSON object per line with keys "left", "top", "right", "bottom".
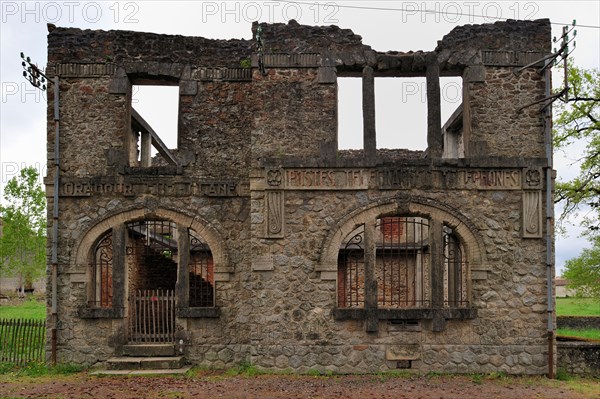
{"left": 1, "top": 1, "right": 599, "bottom": 274}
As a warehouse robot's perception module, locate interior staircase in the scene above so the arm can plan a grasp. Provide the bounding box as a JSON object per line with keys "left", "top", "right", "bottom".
{"left": 91, "top": 343, "right": 191, "bottom": 375}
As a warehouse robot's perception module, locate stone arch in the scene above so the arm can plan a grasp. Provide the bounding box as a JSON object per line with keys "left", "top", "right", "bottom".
{"left": 319, "top": 195, "right": 486, "bottom": 273}
{"left": 73, "top": 207, "right": 228, "bottom": 274}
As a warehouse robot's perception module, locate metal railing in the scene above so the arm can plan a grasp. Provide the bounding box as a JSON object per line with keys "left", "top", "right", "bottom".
{"left": 0, "top": 318, "right": 46, "bottom": 365}
{"left": 128, "top": 289, "right": 176, "bottom": 343}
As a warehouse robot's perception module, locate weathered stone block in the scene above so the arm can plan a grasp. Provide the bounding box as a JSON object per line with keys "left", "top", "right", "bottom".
{"left": 385, "top": 345, "right": 420, "bottom": 361}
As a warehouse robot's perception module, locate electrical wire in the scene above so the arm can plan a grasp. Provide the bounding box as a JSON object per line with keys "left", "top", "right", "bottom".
{"left": 278, "top": 0, "right": 600, "bottom": 29}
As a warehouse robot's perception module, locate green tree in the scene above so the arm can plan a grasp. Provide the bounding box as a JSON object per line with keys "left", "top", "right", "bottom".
{"left": 0, "top": 167, "right": 46, "bottom": 295}
{"left": 553, "top": 60, "right": 600, "bottom": 300}
{"left": 553, "top": 61, "right": 600, "bottom": 235}
{"left": 562, "top": 235, "right": 600, "bottom": 300}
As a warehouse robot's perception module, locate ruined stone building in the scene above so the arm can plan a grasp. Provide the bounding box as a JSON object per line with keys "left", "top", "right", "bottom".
{"left": 45, "top": 19, "right": 555, "bottom": 374}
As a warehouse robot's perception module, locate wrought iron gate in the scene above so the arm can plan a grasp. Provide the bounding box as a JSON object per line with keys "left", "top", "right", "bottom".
{"left": 128, "top": 289, "right": 176, "bottom": 343}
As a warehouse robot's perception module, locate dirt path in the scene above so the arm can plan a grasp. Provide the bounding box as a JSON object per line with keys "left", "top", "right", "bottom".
{"left": 1, "top": 371, "right": 598, "bottom": 399}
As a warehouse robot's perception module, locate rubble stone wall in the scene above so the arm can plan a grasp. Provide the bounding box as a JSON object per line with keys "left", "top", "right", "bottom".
{"left": 46, "top": 19, "right": 554, "bottom": 374}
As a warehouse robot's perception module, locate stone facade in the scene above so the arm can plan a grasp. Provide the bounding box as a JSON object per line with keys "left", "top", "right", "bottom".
{"left": 45, "top": 19, "right": 555, "bottom": 374}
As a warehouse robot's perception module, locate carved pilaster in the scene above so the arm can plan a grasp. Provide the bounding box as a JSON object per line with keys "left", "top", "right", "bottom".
{"left": 523, "top": 191, "right": 543, "bottom": 238}
{"left": 265, "top": 191, "right": 284, "bottom": 239}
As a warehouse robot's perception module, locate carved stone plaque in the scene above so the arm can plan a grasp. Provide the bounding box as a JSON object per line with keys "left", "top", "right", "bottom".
{"left": 266, "top": 191, "right": 284, "bottom": 238}
{"left": 523, "top": 191, "right": 543, "bottom": 238}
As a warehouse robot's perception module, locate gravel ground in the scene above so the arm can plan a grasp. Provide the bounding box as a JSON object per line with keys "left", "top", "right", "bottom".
{"left": 1, "top": 370, "right": 599, "bottom": 399}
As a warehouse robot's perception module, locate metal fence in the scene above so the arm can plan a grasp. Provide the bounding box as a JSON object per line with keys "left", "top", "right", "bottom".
{"left": 0, "top": 318, "right": 46, "bottom": 365}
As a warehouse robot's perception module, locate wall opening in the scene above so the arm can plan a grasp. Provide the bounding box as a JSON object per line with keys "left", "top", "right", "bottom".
{"left": 440, "top": 77, "right": 464, "bottom": 159}
{"left": 375, "top": 77, "right": 428, "bottom": 150}
{"left": 338, "top": 74, "right": 464, "bottom": 155}
{"left": 337, "top": 77, "right": 363, "bottom": 150}
{"left": 131, "top": 85, "right": 179, "bottom": 166}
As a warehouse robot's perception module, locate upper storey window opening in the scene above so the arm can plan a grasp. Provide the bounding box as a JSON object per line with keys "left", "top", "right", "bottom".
{"left": 130, "top": 84, "right": 179, "bottom": 166}
{"left": 440, "top": 76, "right": 464, "bottom": 159}
{"left": 337, "top": 77, "right": 363, "bottom": 150}
{"left": 375, "top": 77, "right": 427, "bottom": 150}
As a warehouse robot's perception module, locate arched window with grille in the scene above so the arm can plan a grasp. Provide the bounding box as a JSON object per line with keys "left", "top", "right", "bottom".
{"left": 338, "top": 216, "right": 433, "bottom": 309}
{"left": 443, "top": 226, "right": 468, "bottom": 308}
{"left": 376, "top": 216, "right": 431, "bottom": 308}
{"left": 189, "top": 231, "right": 214, "bottom": 307}
{"left": 91, "top": 230, "right": 113, "bottom": 308}
{"left": 337, "top": 215, "right": 469, "bottom": 310}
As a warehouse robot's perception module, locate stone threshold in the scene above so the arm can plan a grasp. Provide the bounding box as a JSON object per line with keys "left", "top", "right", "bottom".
{"left": 90, "top": 366, "right": 192, "bottom": 376}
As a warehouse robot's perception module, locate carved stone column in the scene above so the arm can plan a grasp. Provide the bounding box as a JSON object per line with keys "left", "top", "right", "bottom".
{"left": 176, "top": 225, "right": 190, "bottom": 308}
{"left": 364, "top": 220, "right": 378, "bottom": 333}
{"left": 112, "top": 224, "right": 126, "bottom": 312}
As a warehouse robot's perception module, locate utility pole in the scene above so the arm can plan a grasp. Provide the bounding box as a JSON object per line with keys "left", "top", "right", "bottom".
{"left": 21, "top": 52, "right": 59, "bottom": 366}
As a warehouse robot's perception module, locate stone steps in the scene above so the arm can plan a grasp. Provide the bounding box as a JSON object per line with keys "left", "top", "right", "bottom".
{"left": 107, "top": 355, "right": 185, "bottom": 370}
{"left": 92, "top": 343, "right": 189, "bottom": 375}
{"left": 122, "top": 343, "right": 178, "bottom": 357}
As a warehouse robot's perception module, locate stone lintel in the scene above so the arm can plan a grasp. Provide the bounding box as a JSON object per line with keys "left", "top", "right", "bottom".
{"left": 125, "top": 61, "right": 185, "bottom": 80}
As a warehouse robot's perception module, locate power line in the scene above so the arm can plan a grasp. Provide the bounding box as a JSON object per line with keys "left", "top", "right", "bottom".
{"left": 279, "top": 1, "right": 600, "bottom": 29}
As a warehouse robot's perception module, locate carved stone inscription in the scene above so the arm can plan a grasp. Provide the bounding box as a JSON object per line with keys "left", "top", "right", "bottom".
{"left": 285, "top": 169, "right": 367, "bottom": 189}
{"left": 460, "top": 170, "right": 521, "bottom": 190}
{"left": 59, "top": 179, "right": 239, "bottom": 197}
{"left": 280, "top": 168, "right": 521, "bottom": 190}
{"left": 284, "top": 169, "right": 409, "bottom": 190}
{"left": 199, "top": 182, "right": 237, "bottom": 197}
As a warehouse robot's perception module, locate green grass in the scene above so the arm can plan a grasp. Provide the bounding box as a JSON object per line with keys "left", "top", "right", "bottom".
{"left": 0, "top": 362, "right": 82, "bottom": 377}
{"left": 224, "top": 361, "right": 264, "bottom": 376}
{"left": 0, "top": 297, "right": 46, "bottom": 320}
{"left": 555, "top": 297, "right": 600, "bottom": 316}
{"left": 556, "top": 328, "right": 600, "bottom": 340}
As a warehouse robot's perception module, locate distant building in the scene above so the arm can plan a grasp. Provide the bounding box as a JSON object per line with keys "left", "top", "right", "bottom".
{"left": 555, "top": 278, "right": 574, "bottom": 298}
{"left": 0, "top": 219, "right": 46, "bottom": 295}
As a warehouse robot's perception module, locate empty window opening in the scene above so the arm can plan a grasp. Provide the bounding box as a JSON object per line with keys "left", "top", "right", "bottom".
{"left": 376, "top": 77, "right": 427, "bottom": 150}
{"left": 440, "top": 77, "right": 464, "bottom": 159}
{"left": 131, "top": 85, "right": 179, "bottom": 166}
{"left": 337, "top": 77, "right": 363, "bottom": 150}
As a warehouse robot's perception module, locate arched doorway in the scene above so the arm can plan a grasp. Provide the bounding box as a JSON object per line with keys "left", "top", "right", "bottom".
{"left": 124, "top": 219, "right": 214, "bottom": 343}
